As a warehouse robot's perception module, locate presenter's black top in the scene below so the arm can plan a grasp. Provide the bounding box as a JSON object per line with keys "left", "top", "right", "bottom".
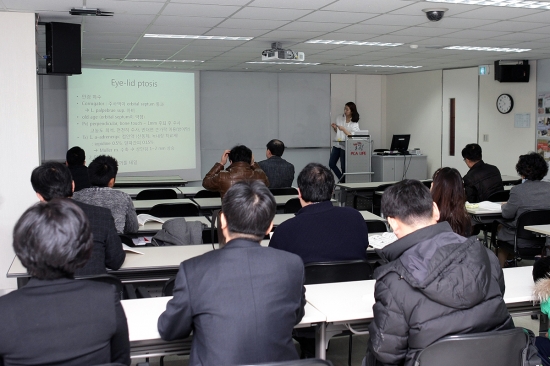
{"left": 68, "top": 164, "right": 91, "bottom": 192}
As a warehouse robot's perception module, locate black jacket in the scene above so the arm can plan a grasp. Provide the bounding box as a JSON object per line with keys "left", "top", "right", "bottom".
{"left": 258, "top": 156, "right": 295, "bottom": 188}
{"left": 367, "top": 222, "right": 513, "bottom": 366}
{"left": 463, "top": 160, "right": 503, "bottom": 203}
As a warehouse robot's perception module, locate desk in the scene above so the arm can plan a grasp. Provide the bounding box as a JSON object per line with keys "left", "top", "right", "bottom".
{"left": 138, "top": 216, "right": 212, "bottom": 233}
{"left": 336, "top": 180, "right": 432, "bottom": 207}
{"left": 191, "top": 195, "right": 300, "bottom": 211}
{"left": 121, "top": 296, "right": 326, "bottom": 359}
{"left": 502, "top": 175, "right": 521, "bottom": 185}
{"left": 133, "top": 198, "right": 196, "bottom": 212}
{"left": 525, "top": 225, "right": 550, "bottom": 236}
{"left": 467, "top": 202, "right": 502, "bottom": 225}
{"left": 371, "top": 155, "right": 427, "bottom": 182}
{"left": 114, "top": 187, "right": 182, "bottom": 199}
{"left": 114, "top": 176, "right": 187, "bottom": 188}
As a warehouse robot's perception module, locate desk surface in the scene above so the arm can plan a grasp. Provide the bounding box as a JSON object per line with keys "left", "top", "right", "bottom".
{"left": 133, "top": 198, "right": 196, "bottom": 211}
{"left": 115, "top": 176, "right": 187, "bottom": 188}
{"left": 114, "top": 187, "right": 182, "bottom": 198}
{"left": 502, "top": 175, "right": 521, "bottom": 184}
{"left": 525, "top": 225, "right": 550, "bottom": 236}
{"left": 191, "top": 195, "right": 299, "bottom": 209}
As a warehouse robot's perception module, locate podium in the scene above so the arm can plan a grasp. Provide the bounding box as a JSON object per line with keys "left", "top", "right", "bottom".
{"left": 344, "top": 135, "right": 373, "bottom": 183}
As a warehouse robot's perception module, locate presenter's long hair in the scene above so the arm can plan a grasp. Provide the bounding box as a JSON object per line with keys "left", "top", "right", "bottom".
{"left": 345, "top": 102, "right": 360, "bottom": 123}
{"left": 431, "top": 167, "right": 471, "bottom": 237}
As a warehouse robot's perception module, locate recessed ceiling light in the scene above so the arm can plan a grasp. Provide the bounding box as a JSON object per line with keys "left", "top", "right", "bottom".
{"left": 102, "top": 58, "right": 122, "bottom": 61}
{"left": 425, "top": 0, "right": 550, "bottom": 9}
{"left": 246, "top": 62, "right": 320, "bottom": 65}
{"left": 124, "top": 59, "right": 204, "bottom": 62}
{"left": 144, "top": 34, "right": 253, "bottom": 41}
{"left": 306, "top": 40, "right": 403, "bottom": 47}
{"left": 354, "top": 64, "right": 423, "bottom": 69}
{"left": 444, "top": 46, "right": 531, "bottom": 52}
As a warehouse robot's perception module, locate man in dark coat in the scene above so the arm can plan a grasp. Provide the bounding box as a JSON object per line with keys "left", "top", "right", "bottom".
{"left": 364, "top": 179, "right": 514, "bottom": 366}
{"left": 258, "top": 139, "right": 295, "bottom": 188}
{"left": 66, "top": 146, "right": 91, "bottom": 192}
{"left": 158, "top": 181, "right": 306, "bottom": 366}
{"left": 462, "top": 143, "right": 503, "bottom": 203}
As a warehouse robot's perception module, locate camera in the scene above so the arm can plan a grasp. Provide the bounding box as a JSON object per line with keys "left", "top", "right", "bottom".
{"left": 422, "top": 8, "right": 447, "bottom": 22}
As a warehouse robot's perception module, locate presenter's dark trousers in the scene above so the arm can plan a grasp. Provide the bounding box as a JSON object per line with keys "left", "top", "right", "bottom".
{"left": 329, "top": 146, "right": 345, "bottom": 182}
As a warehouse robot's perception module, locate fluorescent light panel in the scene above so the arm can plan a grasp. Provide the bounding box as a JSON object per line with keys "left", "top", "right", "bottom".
{"left": 354, "top": 64, "right": 423, "bottom": 68}
{"left": 246, "top": 61, "right": 320, "bottom": 65}
{"left": 306, "top": 40, "right": 403, "bottom": 47}
{"left": 144, "top": 34, "right": 253, "bottom": 41}
{"left": 444, "top": 46, "right": 531, "bottom": 52}
{"left": 425, "top": 0, "right": 550, "bottom": 9}
{"left": 124, "top": 59, "right": 204, "bottom": 62}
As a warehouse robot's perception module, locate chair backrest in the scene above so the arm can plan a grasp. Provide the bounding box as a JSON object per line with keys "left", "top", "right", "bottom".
{"left": 202, "top": 227, "right": 218, "bottom": 244}
{"left": 149, "top": 203, "right": 200, "bottom": 217}
{"left": 376, "top": 183, "right": 395, "bottom": 191}
{"left": 415, "top": 327, "right": 527, "bottom": 366}
{"left": 516, "top": 209, "right": 550, "bottom": 242}
{"left": 487, "top": 190, "right": 510, "bottom": 202}
{"left": 240, "top": 358, "right": 333, "bottom": 366}
{"left": 365, "top": 220, "right": 387, "bottom": 233}
{"left": 136, "top": 189, "right": 177, "bottom": 200}
{"left": 194, "top": 189, "right": 221, "bottom": 198}
{"left": 270, "top": 187, "right": 298, "bottom": 196}
{"left": 304, "top": 260, "right": 373, "bottom": 285}
{"left": 162, "top": 277, "right": 176, "bottom": 296}
{"left": 284, "top": 198, "right": 302, "bottom": 214}
{"left": 75, "top": 274, "right": 124, "bottom": 300}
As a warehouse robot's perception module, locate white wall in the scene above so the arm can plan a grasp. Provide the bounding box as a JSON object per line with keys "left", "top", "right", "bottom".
{"left": 386, "top": 70, "right": 443, "bottom": 178}
{"left": 479, "top": 61, "right": 537, "bottom": 176}
{"left": 0, "top": 12, "right": 40, "bottom": 292}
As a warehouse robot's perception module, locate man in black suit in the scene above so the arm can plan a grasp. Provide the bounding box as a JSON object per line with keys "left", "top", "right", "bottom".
{"left": 31, "top": 162, "right": 125, "bottom": 276}
{"left": 258, "top": 139, "right": 295, "bottom": 188}
{"left": 66, "top": 146, "right": 91, "bottom": 192}
{"left": 462, "top": 143, "right": 503, "bottom": 203}
{"left": 158, "top": 181, "right": 306, "bottom": 366}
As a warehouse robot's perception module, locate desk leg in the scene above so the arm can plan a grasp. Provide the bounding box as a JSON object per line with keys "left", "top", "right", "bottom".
{"left": 315, "top": 322, "right": 326, "bottom": 360}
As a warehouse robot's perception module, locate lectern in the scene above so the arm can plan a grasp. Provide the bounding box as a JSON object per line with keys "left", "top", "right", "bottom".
{"left": 344, "top": 134, "right": 373, "bottom": 183}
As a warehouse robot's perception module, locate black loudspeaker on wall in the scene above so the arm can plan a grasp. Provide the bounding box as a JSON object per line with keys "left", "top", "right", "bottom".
{"left": 494, "top": 60, "right": 530, "bottom": 83}
{"left": 46, "top": 22, "right": 82, "bottom": 75}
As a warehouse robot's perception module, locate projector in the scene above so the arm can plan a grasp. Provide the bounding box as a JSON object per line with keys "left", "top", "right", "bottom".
{"left": 261, "top": 42, "right": 305, "bottom": 61}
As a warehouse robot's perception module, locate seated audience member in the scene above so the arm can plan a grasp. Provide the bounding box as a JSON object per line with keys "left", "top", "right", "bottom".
{"left": 158, "top": 181, "right": 305, "bottom": 366}
{"left": 462, "top": 143, "right": 503, "bottom": 203}
{"left": 430, "top": 167, "right": 471, "bottom": 236}
{"left": 364, "top": 179, "right": 513, "bottom": 366}
{"left": 31, "top": 162, "right": 125, "bottom": 276}
{"left": 202, "top": 144, "right": 269, "bottom": 198}
{"left": 269, "top": 163, "right": 368, "bottom": 264}
{"left": 0, "top": 199, "right": 130, "bottom": 366}
{"left": 497, "top": 152, "right": 550, "bottom": 267}
{"left": 73, "top": 155, "right": 138, "bottom": 234}
{"left": 258, "top": 139, "right": 295, "bottom": 188}
{"left": 66, "top": 146, "right": 91, "bottom": 192}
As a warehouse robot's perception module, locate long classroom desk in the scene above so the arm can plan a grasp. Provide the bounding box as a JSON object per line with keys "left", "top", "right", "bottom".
{"left": 191, "top": 195, "right": 303, "bottom": 211}
{"left": 114, "top": 175, "right": 187, "bottom": 188}
{"left": 114, "top": 187, "right": 183, "bottom": 199}
{"left": 133, "top": 198, "right": 196, "bottom": 212}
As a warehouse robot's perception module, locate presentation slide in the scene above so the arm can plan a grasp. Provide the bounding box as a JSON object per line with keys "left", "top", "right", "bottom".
{"left": 67, "top": 68, "right": 200, "bottom": 179}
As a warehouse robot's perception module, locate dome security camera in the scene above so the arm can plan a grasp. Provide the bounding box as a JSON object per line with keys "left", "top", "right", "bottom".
{"left": 422, "top": 8, "right": 448, "bottom": 22}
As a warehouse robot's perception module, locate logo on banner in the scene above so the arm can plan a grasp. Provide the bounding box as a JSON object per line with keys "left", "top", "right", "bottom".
{"left": 351, "top": 142, "right": 366, "bottom": 155}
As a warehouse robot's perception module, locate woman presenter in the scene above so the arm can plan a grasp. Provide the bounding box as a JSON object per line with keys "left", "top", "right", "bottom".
{"left": 329, "top": 101, "right": 360, "bottom": 182}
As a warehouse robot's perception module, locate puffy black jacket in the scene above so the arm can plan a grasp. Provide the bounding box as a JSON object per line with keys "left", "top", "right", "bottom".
{"left": 463, "top": 160, "right": 503, "bottom": 203}
{"left": 367, "top": 222, "right": 514, "bottom": 366}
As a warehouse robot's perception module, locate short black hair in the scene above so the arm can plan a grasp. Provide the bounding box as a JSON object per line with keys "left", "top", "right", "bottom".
{"left": 533, "top": 257, "right": 550, "bottom": 282}
{"left": 267, "top": 139, "right": 285, "bottom": 157}
{"left": 297, "top": 163, "right": 334, "bottom": 202}
{"left": 31, "top": 162, "right": 73, "bottom": 200}
{"left": 461, "top": 143, "right": 482, "bottom": 162}
{"left": 382, "top": 179, "right": 433, "bottom": 225}
{"left": 222, "top": 181, "right": 275, "bottom": 241}
{"left": 516, "top": 152, "right": 548, "bottom": 181}
{"left": 66, "top": 146, "right": 86, "bottom": 166}
{"left": 228, "top": 145, "right": 252, "bottom": 165}
{"left": 13, "top": 198, "right": 93, "bottom": 280}
{"left": 88, "top": 155, "right": 118, "bottom": 187}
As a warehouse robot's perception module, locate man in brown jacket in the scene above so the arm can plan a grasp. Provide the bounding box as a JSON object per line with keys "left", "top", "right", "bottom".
{"left": 203, "top": 145, "right": 269, "bottom": 197}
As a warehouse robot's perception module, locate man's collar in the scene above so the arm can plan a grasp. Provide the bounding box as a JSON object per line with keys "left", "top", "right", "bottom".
{"left": 224, "top": 238, "right": 263, "bottom": 248}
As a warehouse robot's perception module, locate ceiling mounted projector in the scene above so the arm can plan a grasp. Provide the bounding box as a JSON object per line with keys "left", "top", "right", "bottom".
{"left": 69, "top": 8, "right": 114, "bottom": 16}
{"left": 262, "top": 42, "right": 305, "bottom": 62}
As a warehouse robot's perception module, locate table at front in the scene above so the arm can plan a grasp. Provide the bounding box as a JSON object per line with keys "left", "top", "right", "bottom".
{"left": 114, "top": 175, "right": 187, "bottom": 188}
{"left": 121, "top": 296, "right": 326, "bottom": 359}
{"left": 466, "top": 203, "right": 503, "bottom": 225}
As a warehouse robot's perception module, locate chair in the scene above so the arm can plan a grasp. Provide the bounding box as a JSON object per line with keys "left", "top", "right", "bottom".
{"left": 284, "top": 198, "right": 302, "bottom": 214}
{"left": 136, "top": 189, "right": 177, "bottom": 200}
{"left": 415, "top": 327, "right": 529, "bottom": 366}
{"left": 240, "top": 359, "right": 333, "bottom": 366}
{"left": 194, "top": 189, "right": 221, "bottom": 198}
{"left": 492, "top": 209, "right": 550, "bottom": 266}
{"left": 270, "top": 187, "right": 298, "bottom": 196}
{"left": 303, "top": 261, "right": 373, "bottom": 365}
{"left": 149, "top": 203, "right": 200, "bottom": 217}
{"left": 372, "top": 183, "right": 395, "bottom": 215}
{"left": 202, "top": 227, "right": 218, "bottom": 245}
{"left": 74, "top": 274, "right": 125, "bottom": 300}
{"left": 162, "top": 277, "right": 176, "bottom": 296}
{"left": 487, "top": 190, "right": 510, "bottom": 202}
{"left": 365, "top": 220, "right": 388, "bottom": 233}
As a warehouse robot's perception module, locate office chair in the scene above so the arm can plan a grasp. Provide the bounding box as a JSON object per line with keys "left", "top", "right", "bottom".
{"left": 492, "top": 209, "right": 550, "bottom": 266}
{"left": 162, "top": 277, "right": 176, "bottom": 297}
{"left": 365, "top": 220, "right": 388, "bottom": 233}
{"left": 240, "top": 359, "right": 333, "bottom": 366}
{"left": 303, "top": 261, "right": 373, "bottom": 365}
{"left": 194, "top": 189, "right": 221, "bottom": 198}
{"left": 487, "top": 190, "right": 510, "bottom": 202}
{"left": 270, "top": 187, "right": 298, "bottom": 196}
{"left": 284, "top": 198, "right": 302, "bottom": 214}
{"left": 149, "top": 203, "right": 200, "bottom": 217}
{"left": 415, "top": 327, "right": 530, "bottom": 366}
{"left": 136, "top": 189, "right": 177, "bottom": 200}
{"left": 202, "top": 227, "right": 219, "bottom": 245}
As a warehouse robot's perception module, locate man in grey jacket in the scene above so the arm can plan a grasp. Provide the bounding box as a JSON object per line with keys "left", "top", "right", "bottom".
{"left": 258, "top": 139, "right": 295, "bottom": 188}
{"left": 364, "top": 179, "right": 513, "bottom": 366}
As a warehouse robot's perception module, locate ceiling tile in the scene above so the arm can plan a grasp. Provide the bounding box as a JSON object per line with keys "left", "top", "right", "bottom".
{"left": 232, "top": 7, "right": 313, "bottom": 21}
{"left": 162, "top": 3, "right": 241, "bottom": 17}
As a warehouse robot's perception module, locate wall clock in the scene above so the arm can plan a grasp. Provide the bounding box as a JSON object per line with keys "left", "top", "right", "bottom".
{"left": 496, "top": 93, "right": 514, "bottom": 114}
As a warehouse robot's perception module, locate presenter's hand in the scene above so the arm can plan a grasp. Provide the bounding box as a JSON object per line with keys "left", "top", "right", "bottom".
{"left": 220, "top": 150, "right": 230, "bottom": 165}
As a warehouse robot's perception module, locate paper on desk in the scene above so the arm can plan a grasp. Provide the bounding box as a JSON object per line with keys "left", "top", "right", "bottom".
{"left": 369, "top": 232, "right": 398, "bottom": 249}
{"left": 477, "top": 201, "right": 502, "bottom": 211}
{"left": 137, "top": 214, "right": 165, "bottom": 226}
{"left": 122, "top": 243, "right": 144, "bottom": 255}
